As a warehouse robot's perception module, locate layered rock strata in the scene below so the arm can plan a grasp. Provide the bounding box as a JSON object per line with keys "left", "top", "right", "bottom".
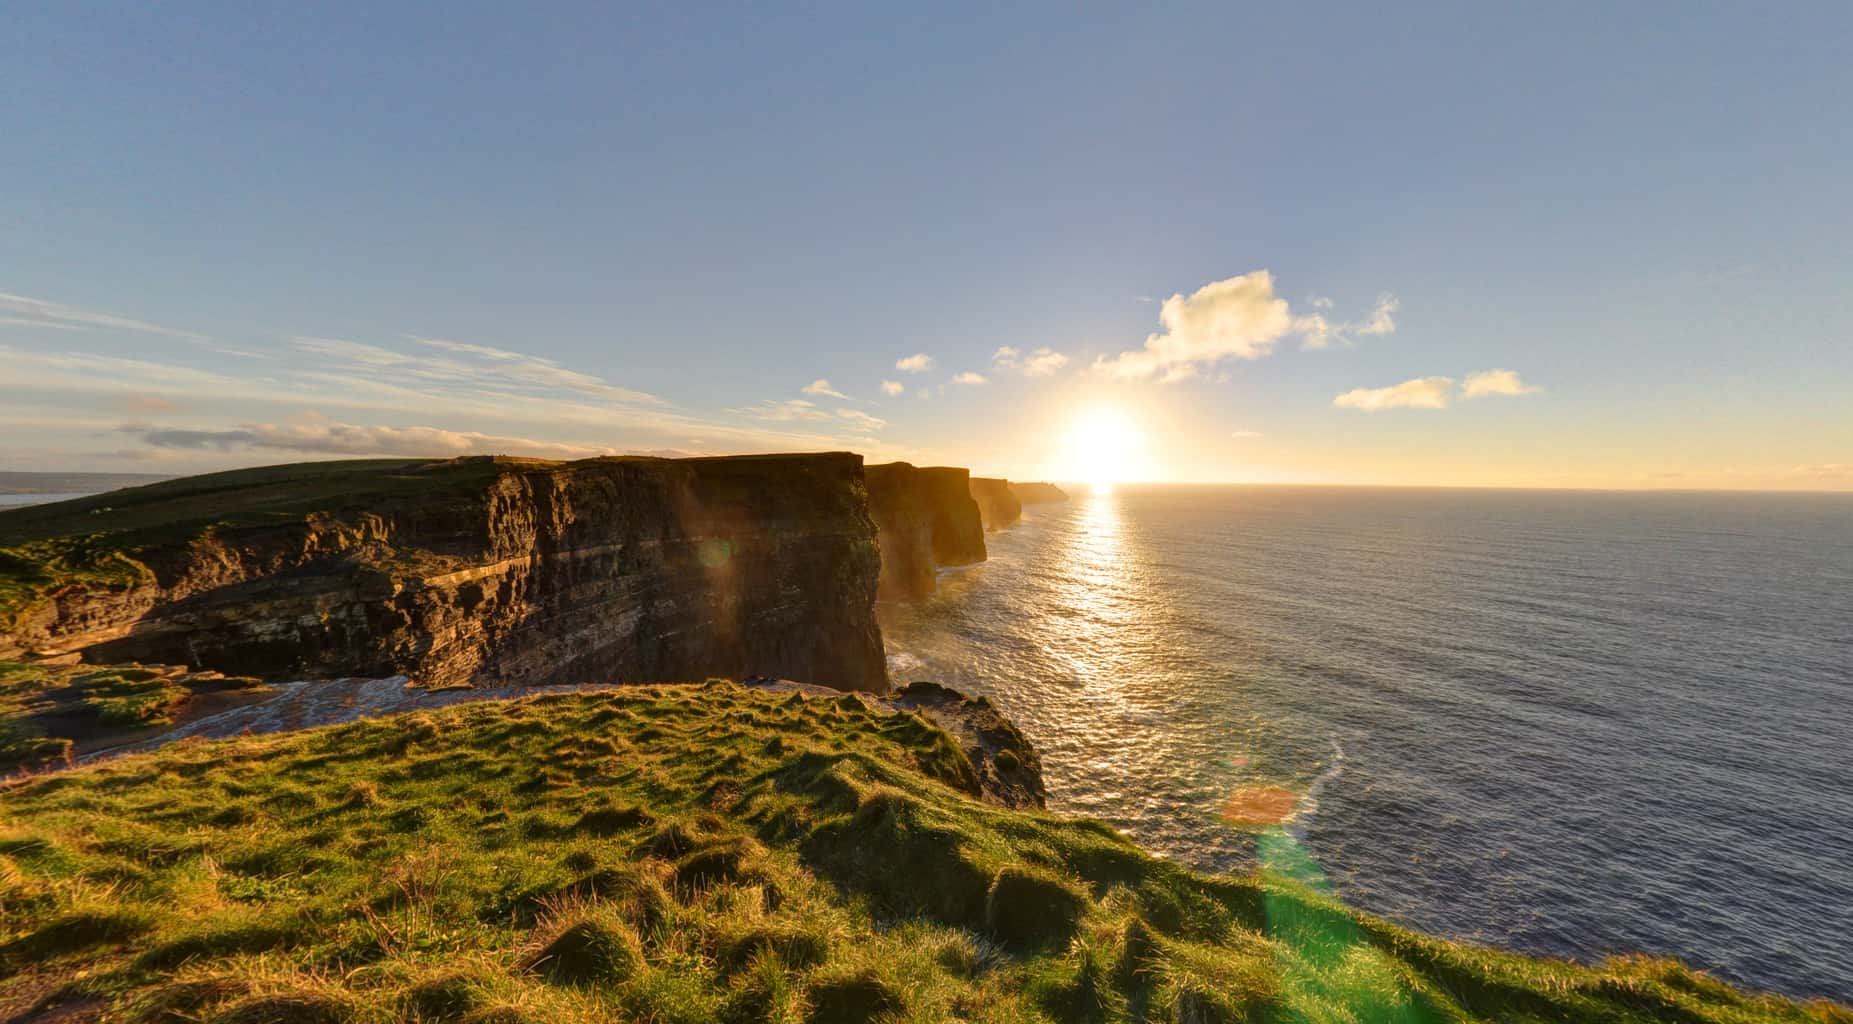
{"left": 0, "top": 454, "right": 889, "bottom": 692}
{"left": 864, "top": 462, "right": 987, "bottom": 599}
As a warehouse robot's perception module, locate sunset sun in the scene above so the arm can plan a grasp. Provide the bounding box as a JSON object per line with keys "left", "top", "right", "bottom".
{"left": 1059, "top": 407, "right": 1147, "bottom": 492}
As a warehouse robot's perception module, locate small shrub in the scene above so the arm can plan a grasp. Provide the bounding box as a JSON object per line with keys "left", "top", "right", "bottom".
{"left": 526, "top": 915, "right": 642, "bottom": 987}
{"left": 804, "top": 969, "right": 903, "bottom": 1024}
{"left": 573, "top": 802, "right": 653, "bottom": 836}
{"left": 985, "top": 866, "right": 1087, "bottom": 951}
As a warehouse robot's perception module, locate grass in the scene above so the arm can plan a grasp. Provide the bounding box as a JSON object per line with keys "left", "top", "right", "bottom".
{"left": 0, "top": 680, "right": 1846, "bottom": 1023}
{"left": 0, "top": 661, "right": 268, "bottom": 772}
{"left": 0, "top": 458, "right": 521, "bottom": 634}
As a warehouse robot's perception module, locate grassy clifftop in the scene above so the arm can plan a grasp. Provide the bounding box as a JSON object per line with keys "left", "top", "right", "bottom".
{"left": 1, "top": 683, "right": 1841, "bottom": 1024}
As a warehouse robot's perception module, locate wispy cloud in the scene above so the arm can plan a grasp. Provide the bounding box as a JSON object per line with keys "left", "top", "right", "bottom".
{"left": 1461, "top": 368, "right": 1540, "bottom": 398}
{"left": 895, "top": 353, "right": 934, "bottom": 373}
{"left": 1296, "top": 293, "right": 1399, "bottom": 350}
{"left": 800, "top": 378, "right": 849, "bottom": 399}
{"left": 993, "top": 345, "right": 1069, "bottom": 377}
{"left": 392, "top": 334, "right": 661, "bottom": 404}
{"left": 951, "top": 371, "right": 987, "bottom": 386}
{"left": 1333, "top": 376, "right": 1456, "bottom": 411}
{"left": 0, "top": 292, "right": 213, "bottom": 342}
{"left": 880, "top": 380, "right": 905, "bottom": 396}
{"left": 835, "top": 409, "right": 886, "bottom": 432}
{"left": 732, "top": 398, "right": 835, "bottom": 423}
{"left": 123, "top": 419, "right": 619, "bottom": 460}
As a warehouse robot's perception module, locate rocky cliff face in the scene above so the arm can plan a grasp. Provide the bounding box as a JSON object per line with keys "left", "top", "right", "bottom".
{"left": 0, "top": 454, "right": 889, "bottom": 692}
{"left": 968, "top": 477, "right": 1022, "bottom": 531}
{"left": 1009, "top": 481, "right": 1069, "bottom": 505}
{"left": 864, "top": 462, "right": 987, "bottom": 600}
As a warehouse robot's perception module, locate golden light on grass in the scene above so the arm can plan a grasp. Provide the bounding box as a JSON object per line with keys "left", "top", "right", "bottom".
{"left": 1056, "top": 406, "right": 1147, "bottom": 492}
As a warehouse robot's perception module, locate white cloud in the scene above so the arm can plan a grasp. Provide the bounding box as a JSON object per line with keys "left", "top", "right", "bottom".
{"left": 880, "top": 380, "right": 905, "bottom": 396}
{"left": 1461, "top": 368, "right": 1540, "bottom": 398}
{"left": 895, "top": 353, "right": 934, "bottom": 373}
{"left": 0, "top": 292, "right": 212, "bottom": 342}
{"left": 125, "top": 420, "right": 618, "bottom": 460}
{"left": 951, "top": 371, "right": 987, "bottom": 385}
{"left": 1333, "top": 376, "right": 1456, "bottom": 411}
{"left": 994, "top": 345, "right": 1069, "bottom": 377}
{"left": 732, "top": 398, "right": 834, "bottom": 423}
{"left": 835, "top": 409, "right": 886, "bottom": 432}
{"left": 398, "top": 334, "right": 662, "bottom": 404}
{"left": 1297, "top": 293, "right": 1398, "bottom": 350}
{"left": 1095, "top": 271, "right": 1297, "bottom": 380}
{"left": 1357, "top": 294, "right": 1399, "bottom": 336}
{"left": 800, "top": 378, "right": 848, "bottom": 399}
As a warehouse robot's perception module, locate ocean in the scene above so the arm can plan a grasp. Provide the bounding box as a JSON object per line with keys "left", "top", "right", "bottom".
{"left": 878, "top": 486, "right": 1853, "bottom": 1003}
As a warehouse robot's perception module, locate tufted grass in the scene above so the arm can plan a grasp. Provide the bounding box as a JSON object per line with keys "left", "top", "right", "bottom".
{"left": 1, "top": 680, "right": 1847, "bottom": 1023}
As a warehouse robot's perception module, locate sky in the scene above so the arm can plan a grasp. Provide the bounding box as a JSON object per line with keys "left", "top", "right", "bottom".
{"left": 3, "top": 3, "right": 1850, "bottom": 490}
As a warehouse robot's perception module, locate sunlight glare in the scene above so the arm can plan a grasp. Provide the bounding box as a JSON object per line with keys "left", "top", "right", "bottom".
{"left": 1058, "top": 407, "right": 1146, "bottom": 491}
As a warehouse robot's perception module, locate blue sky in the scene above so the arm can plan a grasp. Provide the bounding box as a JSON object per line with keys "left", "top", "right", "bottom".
{"left": 3, "top": 3, "right": 1850, "bottom": 487}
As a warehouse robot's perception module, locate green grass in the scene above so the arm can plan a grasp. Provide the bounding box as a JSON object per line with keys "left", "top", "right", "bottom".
{"left": 0, "top": 681, "right": 1845, "bottom": 1023}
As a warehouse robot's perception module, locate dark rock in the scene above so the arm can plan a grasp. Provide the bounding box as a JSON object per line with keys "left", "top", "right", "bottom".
{"left": 967, "top": 476, "right": 1022, "bottom": 530}
{"left": 864, "top": 462, "right": 986, "bottom": 600}
{"left": 0, "top": 454, "right": 888, "bottom": 693}
{"left": 1009, "top": 481, "right": 1069, "bottom": 504}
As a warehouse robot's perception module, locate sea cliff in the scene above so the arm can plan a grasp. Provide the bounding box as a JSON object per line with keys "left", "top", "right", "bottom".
{"left": 864, "top": 462, "right": 986, "bottom": 599}
{"left": 968, "top": 476, "right": 1022, "bottom": 531}
{"left": 1009, "top": 480, "right": 1068, "bottom": 504}
{"left": 0, "top": 454, "right": 888, "bottom": 692}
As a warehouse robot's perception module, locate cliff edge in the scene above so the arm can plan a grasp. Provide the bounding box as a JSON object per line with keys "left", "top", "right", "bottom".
{"left": 0, "top": 454, "right": 888, "bottom": 692}
{"left": 864, "top": 462, "right": 986, "bottom": 599}
{"left": 967, "top": 476, "right": 1022, "bottom": 531}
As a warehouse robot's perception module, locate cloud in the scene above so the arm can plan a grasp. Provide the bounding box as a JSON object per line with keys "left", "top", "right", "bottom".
{"left": 392, "top": 334, "right": 661, "bottom": 404}
{"left": 800, "top": 378, "right": 848, "bottom": 399}
{"left": 1356, "top": 294, "right": 1398, "bottom": 336}
{"left": 1461, "top": 368, "right": 1540, "bottom": 399}
{"left": 124, "top": 420, "right": 618, "bottom": 460}
{"left": 1095, "top": 271, "right": 1299, "bottom": 380}
{"left": 879, "top": 380, "right": 905, "bottom": 396}
{"left": 835, "top": 409, "right": 886, "bottom": 432}
{"left": 951, "top": 371, "right": 987, "bottom": 386}
{"left": 732, "top": 398, "right": 834, "bottom": 423}
{"left": 994, "top": 345, "right": 1069, "bottom": 377}
{"left": 1297, "top": 293, "right": 1399, "bottom": 350}
{"left": 118, "top": 395, "right": 179, "bottom": 414}
{"left": 1333, "top": 376, "right": 1456, "bottom": 411}
{"left": 895, "top": 353, "right": 934, "bottom": 373}
{"left": 0, "top": 292, "right": 212, "bottom": 342}
{"left": 1231, "top": 430, "right": 1263, "bottom": 439}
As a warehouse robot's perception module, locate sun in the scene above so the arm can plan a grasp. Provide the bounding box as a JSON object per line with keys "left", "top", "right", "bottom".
{"left": 1057, "top": 407, "right": 1146, "bottom": 492}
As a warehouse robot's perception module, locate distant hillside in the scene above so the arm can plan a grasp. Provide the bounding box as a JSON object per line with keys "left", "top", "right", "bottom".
{"left": 0, "top": 471, "right": 172, "bottom": 495}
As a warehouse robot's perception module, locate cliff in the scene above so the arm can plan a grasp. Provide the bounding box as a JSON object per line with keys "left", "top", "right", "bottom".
{"left": 0, "top": 454, "right": 888, "bottom": 692}
{"left": 1010, "top": 480, "right": 1069, "bottom": 504}
{"left": 967, "top": 476, "right": 1022, "bottom": 530}
{"left": 864, "top": 462, "right": 986, "bottom": 599}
